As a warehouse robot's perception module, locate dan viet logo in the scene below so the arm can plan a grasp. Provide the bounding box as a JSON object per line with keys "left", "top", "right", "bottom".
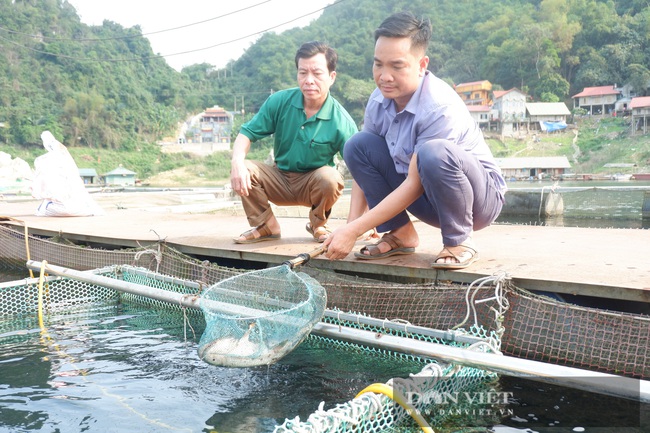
{"left": 399, "top": 386, "right": 515, "bottom": 420}
{"left": 405, "top": 389, "right": 514, "bottom": 406}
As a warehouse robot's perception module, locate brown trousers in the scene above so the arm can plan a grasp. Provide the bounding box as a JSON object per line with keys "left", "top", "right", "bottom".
{"left": 241, "top": 160, "right": 344, "bottom": 229}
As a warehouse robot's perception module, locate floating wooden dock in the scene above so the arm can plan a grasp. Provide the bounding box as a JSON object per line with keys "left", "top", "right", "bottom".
{"left": 2, "top": 189, "right": 649, "bottom": 305}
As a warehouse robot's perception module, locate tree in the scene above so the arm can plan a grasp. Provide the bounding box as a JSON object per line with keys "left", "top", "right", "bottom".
{"left": 628, "top": 64, "right": 650, "bottom": 96}
{"left": 338, "top": 76, "right": 376, "bottom": 124}
{"left": 535, "top": 72, "right": 570, "bottom": 101}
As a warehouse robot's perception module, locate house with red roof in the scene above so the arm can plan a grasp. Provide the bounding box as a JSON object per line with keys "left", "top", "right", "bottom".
{"left": 492, "top": 89, "right": 527, "bottom": 120}
{"left": 630, "top": 96, "right": 650, "bottom": 135}
{"left": 571, "top": 85, "right": 621, "bottom": 115}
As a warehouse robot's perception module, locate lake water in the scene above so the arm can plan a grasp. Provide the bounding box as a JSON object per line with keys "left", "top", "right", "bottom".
{"left": 500, "top": 180, "right": 650, "bottom": 229}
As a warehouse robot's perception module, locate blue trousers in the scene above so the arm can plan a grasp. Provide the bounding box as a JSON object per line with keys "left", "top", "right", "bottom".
{"left": 343, "top": 131, "right": 504, "bottom": 246}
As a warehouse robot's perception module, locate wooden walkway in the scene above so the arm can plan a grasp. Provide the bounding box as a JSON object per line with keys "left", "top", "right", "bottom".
{"left": 2, "top": 189, "right": 649, "bottom": 304}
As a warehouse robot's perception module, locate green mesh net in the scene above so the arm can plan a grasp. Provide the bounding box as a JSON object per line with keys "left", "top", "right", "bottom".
{"left": 198, "top": 265, "right": 327, "bottom": 367}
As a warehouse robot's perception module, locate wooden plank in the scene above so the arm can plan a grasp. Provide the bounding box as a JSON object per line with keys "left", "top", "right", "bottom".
{"left": 2, "top": 192, "right": 649, "bottom": 303}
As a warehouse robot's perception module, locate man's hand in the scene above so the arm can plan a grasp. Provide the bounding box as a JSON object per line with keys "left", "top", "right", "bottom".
{"left": 323, "top": 225, "right": 359, "bottom": 260}
{"left": 230, "top": 160, "right": 251, "bottom": 197}
{"left": 230, "top": 133, "right": 253, "bottom": 196}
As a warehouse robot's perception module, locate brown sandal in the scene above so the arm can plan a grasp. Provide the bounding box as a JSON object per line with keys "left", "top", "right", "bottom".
{"left": 305, "top": 223, "right": 332, "bottom": 243}
{"left": 354, "top": 233, "right": 415, "bottom": 260}
{"left": 233, "top": 223, "right": 281, "bottom": 244}
{"left": 432, "top": 244, "right": 479, "bottom": 269}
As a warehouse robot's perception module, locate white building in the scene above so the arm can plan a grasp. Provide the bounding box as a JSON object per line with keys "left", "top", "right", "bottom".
{"left": 492, "top": 88, "right": 528, "bottom": 136}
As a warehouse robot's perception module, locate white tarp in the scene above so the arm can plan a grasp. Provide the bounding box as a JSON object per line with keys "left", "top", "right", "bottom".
{"left": 31, "top": 131, "right": 105, "bottom": 217}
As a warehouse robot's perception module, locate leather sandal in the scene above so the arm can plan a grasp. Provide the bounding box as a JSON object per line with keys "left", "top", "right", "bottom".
{"left": 432, "top": 244, "right": 479, "bottom": 269}
{"left": 354, "top": 233, "right": 415, "bottom": 260}
{"left": 233, "top": 223, "right": 280, "bottom": 244}
{"left": 305, "top": 223, "right": 332, "bottom": 243}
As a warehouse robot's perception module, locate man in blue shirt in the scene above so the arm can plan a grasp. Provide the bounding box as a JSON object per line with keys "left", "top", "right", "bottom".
{"left": 231, "top": 41, "right": 357, "bottom": 244}
{"left": 324, "top": 12, "right": 506, "bottom": 269}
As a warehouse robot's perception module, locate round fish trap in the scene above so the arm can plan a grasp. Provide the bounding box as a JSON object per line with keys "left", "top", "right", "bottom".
{"left": 197, "top": 265, "right": 327, "bottom": 367}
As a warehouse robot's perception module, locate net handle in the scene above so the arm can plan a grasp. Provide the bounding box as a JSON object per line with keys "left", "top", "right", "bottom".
{"left": 282, "top": 246, "right": 326, "bottom": 269}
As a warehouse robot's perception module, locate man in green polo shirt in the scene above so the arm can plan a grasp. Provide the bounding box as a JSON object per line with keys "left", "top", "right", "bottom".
{"left": 231, "top": 41, "right": 358, "bottom": 244}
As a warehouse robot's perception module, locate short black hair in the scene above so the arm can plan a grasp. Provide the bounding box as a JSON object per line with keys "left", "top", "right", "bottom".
{"left": 374, "top": 12, "right": 432, "bottom": 55}
{"left": 295, "top": 41, "right": 338, "bottom": 73}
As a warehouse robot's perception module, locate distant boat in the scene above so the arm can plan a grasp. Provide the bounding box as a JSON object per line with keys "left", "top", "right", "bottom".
{"left": 631, "top": 173, "right": 650, "bottom": 180}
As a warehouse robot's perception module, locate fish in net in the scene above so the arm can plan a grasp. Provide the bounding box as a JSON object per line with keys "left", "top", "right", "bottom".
{"left": 198, "top": 250, "right": 327, "bottom": 367}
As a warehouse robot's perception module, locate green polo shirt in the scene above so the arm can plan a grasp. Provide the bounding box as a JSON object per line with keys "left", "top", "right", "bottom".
{"left": 239, "top": 88, "right": 358, "bottom": 172}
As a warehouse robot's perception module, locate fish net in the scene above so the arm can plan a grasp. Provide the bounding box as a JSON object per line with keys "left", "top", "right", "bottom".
{"left": 0, "top": 223, "right": 506, "bottom": 432}
{"left": 197, "top": 266, "right": 327, "bottom": 367}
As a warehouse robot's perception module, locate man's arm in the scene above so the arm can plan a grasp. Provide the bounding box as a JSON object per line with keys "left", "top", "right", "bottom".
{"left": 347, "top": 180, "right": 367, "bottom": 222}
{"left": 230, "top": 133, "right": 252, "bottom": 197}
{"left": 347, "top": 180, "right": 378, "bottom": 240}
{"left": 324, "top": 154, "right": 423, "bottom": 259}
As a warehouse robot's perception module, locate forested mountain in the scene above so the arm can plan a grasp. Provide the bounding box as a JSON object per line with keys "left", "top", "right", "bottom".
{"left": 1, "top": 0, "right": 649, "bottom": 150}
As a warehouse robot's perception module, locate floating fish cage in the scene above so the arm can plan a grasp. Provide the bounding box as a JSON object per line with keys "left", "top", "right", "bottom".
{"left": 1, "top": 224, "right": 648, "bottom": 380}
{"left": 1, "top": 223, "right": 650, "bottom": 431}
{"left": 498, "top": 185, "right": 650, "bottom": 228}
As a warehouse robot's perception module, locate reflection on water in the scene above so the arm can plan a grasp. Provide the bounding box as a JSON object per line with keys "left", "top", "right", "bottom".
{"left": 498, "top": 214, "right": 649, "bottom": 229}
